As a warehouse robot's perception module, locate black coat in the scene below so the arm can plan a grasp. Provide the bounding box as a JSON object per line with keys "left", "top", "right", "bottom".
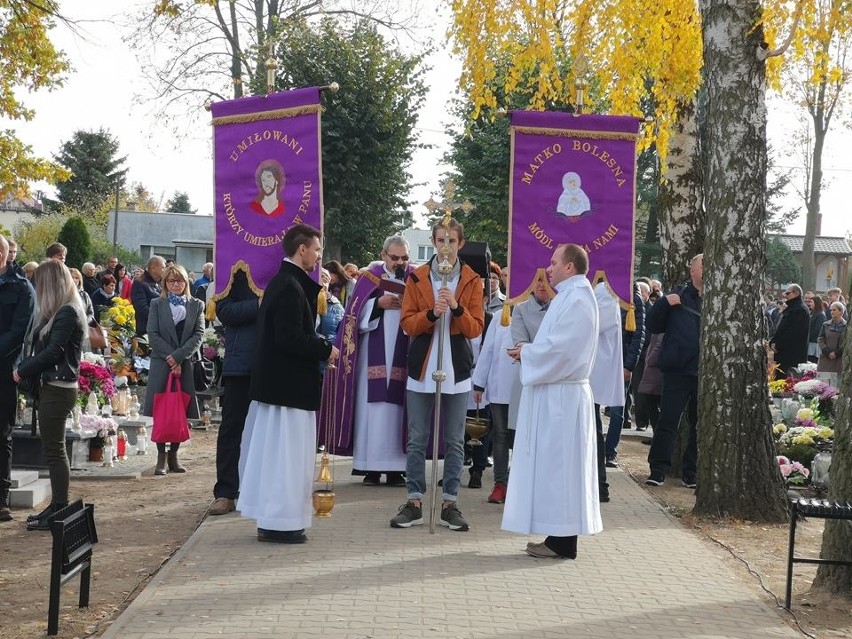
{"left": 772, "top": 295, "right": 810, "bottom": 371}
{"left": 621, "top": 285, "right": 646, "bottom": 371}
{"left": 131, "top": 271, "right": 160, "bottom": 336}
{"left": 17, "top": 305, "right": 84, "bottom": 384}
{"left": 216, "top": 271, "right": 259, "bottom": 377}
{"left": 250, "top": 260, "right": 332, "bottom": 410}
{"left": 0, "top": 269, "right": 34, "bottom": 379}
{"left": 646, "top": 282, "right": 702, "bottom": 376}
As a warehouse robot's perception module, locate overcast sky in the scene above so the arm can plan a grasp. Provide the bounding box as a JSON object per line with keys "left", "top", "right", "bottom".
{"left": 7, "top": 0, "right": 851, "bottom": 237}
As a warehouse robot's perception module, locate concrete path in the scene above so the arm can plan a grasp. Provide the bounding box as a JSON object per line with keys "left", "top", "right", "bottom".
{"left": 100, "top": 462, "right": 799, "bottom": 639}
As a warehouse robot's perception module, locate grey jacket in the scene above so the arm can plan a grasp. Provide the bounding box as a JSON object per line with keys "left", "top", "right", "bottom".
{"left": 511, "top": 294, "right": 550, "bottom": 344}
{"left": 142, "top": 297, "right": 205, "bottom": 419}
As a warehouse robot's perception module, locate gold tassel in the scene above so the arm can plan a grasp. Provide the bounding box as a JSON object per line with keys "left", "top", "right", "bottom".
{"left": 205, "top": 299, "right": 217, "bottom": 322}
{"left": 500, "top": 302, "right": 511, "bottom": 326}
{"left": 317, "top": 289, "right": 327, "bottom": 316}
{"left": 625, "top": 304, "right": 636, "bottom": 332}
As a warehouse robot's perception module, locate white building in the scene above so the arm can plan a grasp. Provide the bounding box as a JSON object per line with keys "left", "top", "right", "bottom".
{"left": 107, "top": 209, "right": 214, "bottom": 274}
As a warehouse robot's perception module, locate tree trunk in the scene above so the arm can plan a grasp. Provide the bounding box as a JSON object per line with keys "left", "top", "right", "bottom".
{"left": 812, "top": 323, "right": 852, "bottom": 592}
{"left": 657, "top": 97, "right": 705, "bottom": 290}
{"left": 694, "top": 0, "right": 788, "bottom": 522}
{"left": 801, "top": 96, "right": 827, "bottom": 292}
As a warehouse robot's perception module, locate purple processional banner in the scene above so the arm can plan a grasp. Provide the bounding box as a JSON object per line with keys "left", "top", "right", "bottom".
{"left": 508, "top": 111, "right": 642, "bottom": 310}
{"left": 210, "top": 87, "right": 323, "bottom": 297}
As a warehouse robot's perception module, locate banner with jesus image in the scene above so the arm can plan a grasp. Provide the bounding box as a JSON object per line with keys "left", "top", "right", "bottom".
{"left": 508, "top": 111, "right": 642, "bottom": 311}
{"left": 210, "top": 87, "right": 324, "bottom": 298}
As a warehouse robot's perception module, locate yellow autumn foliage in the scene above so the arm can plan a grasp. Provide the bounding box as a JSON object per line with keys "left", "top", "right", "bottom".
{"left": 0, "top": 0, "right": 71, "bottom": 197}
{"left": 449, "top": 0, "right": 850, "bottom": 161}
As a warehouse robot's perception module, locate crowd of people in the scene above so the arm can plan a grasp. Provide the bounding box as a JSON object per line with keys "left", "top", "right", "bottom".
{"left": 0, "top": 237, "right": 216, "bottom": 526}
{"left": 2, "top": 226, "right": 847, "bottom": 562}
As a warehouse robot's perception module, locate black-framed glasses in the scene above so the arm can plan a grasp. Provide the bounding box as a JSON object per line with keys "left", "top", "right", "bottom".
{"left": 388, "top": 254, "right": 409, "bottom": 262}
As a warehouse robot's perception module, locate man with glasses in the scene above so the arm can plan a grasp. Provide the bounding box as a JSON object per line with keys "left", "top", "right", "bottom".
{"left": 322, "top": 235, "right": 415, "bottom": 486}
{"left": 770, "top": 283, "right": 810, "bottom": 379}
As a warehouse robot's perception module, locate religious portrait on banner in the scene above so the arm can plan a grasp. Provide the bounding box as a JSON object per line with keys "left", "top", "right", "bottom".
{"left": 250, "top": 159, "right": 286, "bottom": 218}
{"left": 556, "top": 171, "right": 591, "bottom": 220}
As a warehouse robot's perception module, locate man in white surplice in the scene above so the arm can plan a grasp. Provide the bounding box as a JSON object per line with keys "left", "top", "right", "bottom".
{"left": 504, "top": 243, "right": 603, "bottom": 559}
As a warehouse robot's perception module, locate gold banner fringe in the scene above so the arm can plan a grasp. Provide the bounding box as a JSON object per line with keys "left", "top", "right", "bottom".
{"left": 212, "top": 104, "right": 321, "bottom": 126}
{"left": 210, "top": 260, "right": 265, "bottom": 302}
{"left": 512, "top": 126, "right": 638, "bottom": 141}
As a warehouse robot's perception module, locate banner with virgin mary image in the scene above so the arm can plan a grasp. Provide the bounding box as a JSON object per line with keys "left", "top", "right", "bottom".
{"left": 210, "top": 87, "right": 323, "bottom": 297}
{"left": 507, "top": 111, "right": 642, "bottom": 311}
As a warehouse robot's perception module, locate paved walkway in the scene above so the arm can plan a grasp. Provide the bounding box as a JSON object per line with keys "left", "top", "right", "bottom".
{"left": 101, "top": 461, "right": 799, "bottom": 639}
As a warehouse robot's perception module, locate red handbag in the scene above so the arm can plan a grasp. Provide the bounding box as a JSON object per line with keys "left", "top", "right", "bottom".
{"left": 151, "top": 372, "right": 191, "bottom": 443}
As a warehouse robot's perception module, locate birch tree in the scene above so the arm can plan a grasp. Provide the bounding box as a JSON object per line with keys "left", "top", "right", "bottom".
{"left": 694, "top": 0, "right": 789, "bottom": 521}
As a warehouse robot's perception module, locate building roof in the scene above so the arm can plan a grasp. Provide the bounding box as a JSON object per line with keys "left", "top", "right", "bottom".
{"left": 775, "top": 234, "right": 852, "bottom": 255}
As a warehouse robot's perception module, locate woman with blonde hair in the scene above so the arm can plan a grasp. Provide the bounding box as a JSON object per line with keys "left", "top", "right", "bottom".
{"left": 143, "top": 264, "right": 205, "bottom": 475}
{"left": 14, "top": 260, "right": 86, "bottom": 530}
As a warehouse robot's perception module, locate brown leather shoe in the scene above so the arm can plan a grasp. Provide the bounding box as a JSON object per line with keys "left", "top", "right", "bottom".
{"left": 167, "top": 449, "right": 187, "bottom": 473}
{"left": 525, "top": 541, "right": 569, "bottom": 559}
{"left": 209, "top": 498, "right": 236, "bottom": 516}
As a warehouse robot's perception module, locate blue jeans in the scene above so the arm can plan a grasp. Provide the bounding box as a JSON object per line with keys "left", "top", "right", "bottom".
{"left": 604, "top": 381, "right": 630, "bottom": 459}
{"left": 405, "top": 390, "right": 468, "bottom": 502}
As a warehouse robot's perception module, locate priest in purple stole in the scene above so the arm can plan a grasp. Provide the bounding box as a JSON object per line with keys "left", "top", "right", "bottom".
{"left": 321, "top": 235, "right": 414, "bottom": 485}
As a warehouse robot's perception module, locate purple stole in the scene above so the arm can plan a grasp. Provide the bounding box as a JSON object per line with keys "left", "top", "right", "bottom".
{"left": 318, "top": 263, "right": 412, "bottom": 456}
{"left": 366, "top": 276, "right": 408, "bottom": 405}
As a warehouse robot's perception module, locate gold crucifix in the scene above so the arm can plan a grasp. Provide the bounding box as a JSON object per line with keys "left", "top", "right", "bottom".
{"left": 423, "top": 179, "right": 475, "bottom": 264}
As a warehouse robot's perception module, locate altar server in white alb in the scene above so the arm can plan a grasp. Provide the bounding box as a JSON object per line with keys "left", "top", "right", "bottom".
{"left": 504, "top": 243, "right": 602, "bottom": 559}
{"left": 588, "top": 281, "right": 625, "bottom": 503}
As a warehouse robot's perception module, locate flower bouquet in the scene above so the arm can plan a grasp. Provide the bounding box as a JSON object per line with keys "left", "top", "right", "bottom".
{"left": 78, "top": 353, "right": 117, "bottom": 410}
{"left": 100, "top": 297, "right": 148, "bottom": 381}
{"left": 774, "top": 403, "right": 834, "bottom": 469}
{"left": 201, "top": 326, "right": 225, "bottom": 361}
{"left": 776, "top": 455, "right": 810, "bottom": 486}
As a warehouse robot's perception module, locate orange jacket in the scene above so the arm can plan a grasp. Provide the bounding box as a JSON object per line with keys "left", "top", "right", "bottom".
{"left": 401, "top": 260, "right": 484, "bottom": 382}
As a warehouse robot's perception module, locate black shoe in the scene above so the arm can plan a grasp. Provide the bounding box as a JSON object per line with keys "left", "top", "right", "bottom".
{"left": 439, "top": 504, "right": 470, "bottom": 531}
{"left": 486, "top": 457, "right": 494, "bottom": 468}
{"left": 468, "top": 469, "right": 483, "bottom": 489}
{"left": 26, "top": 503, "right": 55, "bottom": 522}
{"left": 257, "top": 528, "right": 307, "bottom": 543}
{"left": 636, "top": 425, "right": 647, "bottom": 431}
{"left": 26, "top": 502, "right": 67, "bottom": 531}
{"left": 641, "top": 438, "right": 652, "bottom": 446}
{"left": 645, "top": 472, "right": 665, "bottom": 486}
{"left": 622, "top": 420, "right": 632, "bottom": 430}
{"left": 362, "top": 472, "right": 381, "bottom": 486}
{"left": 385, "top": 473, "right": 406, "bottom": 486}
{"left": 682, "top": 476, "right": 697, "bottom": 489}
{"left": 390, "top": 501, "right": 423, "bottom": 528}
{"left": 0, "top": 506, "right": 11, "bottom": 522}
{"left": 463, "top": 456, "right": 473, "bottom": 466}
{"left": 599, "top": 492, "right": 610, "bottom": 503}
{"left": 605, "top": 457, "right": 618, "bottom": 468}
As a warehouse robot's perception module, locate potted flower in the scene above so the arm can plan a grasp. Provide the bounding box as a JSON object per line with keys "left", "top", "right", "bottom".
{"left": 78, "top": 353, "right": 117, "bottom": 410}
{"left": 80, "top": 414, "right": 118, "bottom": 462}
{"left": 776, "top": 455, "right": 810, "bottom": 487}
{"left": 100, "top": 297, "right": 149, "bottom": 382}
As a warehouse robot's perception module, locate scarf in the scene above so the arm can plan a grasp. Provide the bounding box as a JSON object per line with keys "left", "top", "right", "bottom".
{"left": 429, "top": 254, "right": 461, "bottom": 281}
{"left": 169, "top": 294, "right": 187, "bottom": 324}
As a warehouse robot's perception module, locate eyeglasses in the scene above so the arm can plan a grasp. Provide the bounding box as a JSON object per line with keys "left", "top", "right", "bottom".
{"left": 387, "top": 254, "right": 409, "bottom": 262}
{"left": 166, "top": 279, "right": 185, "bottom": 285}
